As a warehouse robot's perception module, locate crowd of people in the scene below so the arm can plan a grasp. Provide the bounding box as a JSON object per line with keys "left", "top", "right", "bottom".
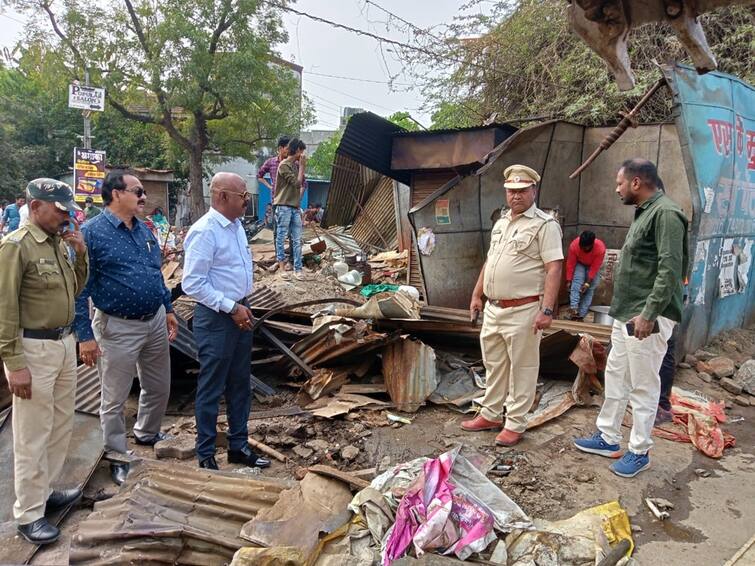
{"left": 0, "top": 156, "right": 688, "bottom": 544}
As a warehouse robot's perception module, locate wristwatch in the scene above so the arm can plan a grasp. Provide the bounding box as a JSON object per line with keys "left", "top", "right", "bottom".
{"left": 542, "top": 307, "right": 554, "bottom": 316}
{"left": 230, "top": 303, "right": 239, "bottom": 315}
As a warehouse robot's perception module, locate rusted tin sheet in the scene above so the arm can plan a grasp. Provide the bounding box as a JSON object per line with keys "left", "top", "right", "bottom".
{"left": 289, "top": 319, "right": 397, "bottom": 370}
{"left": 663, "top": 64, "right": 755, "bottom": 352}
{"left": 382, "top": 337, "right": 439, "bottom": 412}
{"left": 75, "top": 365, "right": 101, "bottom": 416}
{"left": 391, "top": 125, "right": 515, "bottom": 170}
{"left": 70, "top": 460, "right": 293, "bottom": 565}
{"left": 0, "top": 411, "right": 103, "bottom": 564}
{"left": 350, "top": 176, "right": 399, "bottom": 250}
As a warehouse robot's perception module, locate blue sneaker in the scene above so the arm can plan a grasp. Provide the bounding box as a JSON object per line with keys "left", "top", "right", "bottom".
{"left": 610, "top": 451, "right": 650, "bottom": 478}
{"left": 574, "top": 431, "right": 621, "bottom": 458}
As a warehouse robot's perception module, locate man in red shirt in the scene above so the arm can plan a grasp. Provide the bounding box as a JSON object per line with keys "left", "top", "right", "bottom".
{"left": 565, "top": 231, "right": 606, "bottom": 320}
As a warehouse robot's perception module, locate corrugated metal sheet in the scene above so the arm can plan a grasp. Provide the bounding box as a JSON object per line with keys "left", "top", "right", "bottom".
{"left": 172, "top": 287, "right": 286, "bottom": 323}
{"left": 70, "top": 460, "right": 293, "bottom": 565}
{"left": 381, "top": 337, "right": 439, "bottom": 412}
{"left": 410, "top": 170, "right": 459, "bottom": 208}
{"left": 336, "top": 112, "right": 409, "bottom": 184}
{"left": 323, "top": 153, "right": 384, "bottom": 229}
{"left": 289, "top": 319, "right": 397, "bottom": 370}
{"left": 75, "top": 365, "right": 101, "bottom": 415}
{"left": 350, "top": 176, "right": 398, "bottom": 250}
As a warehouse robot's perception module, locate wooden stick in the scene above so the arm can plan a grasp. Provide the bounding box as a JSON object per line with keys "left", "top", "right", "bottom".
{"left": 308, "top": 464, "right": 370, "bottom": 490}
{"left": 247, "top": 437, "right": 287, "bottom": 462}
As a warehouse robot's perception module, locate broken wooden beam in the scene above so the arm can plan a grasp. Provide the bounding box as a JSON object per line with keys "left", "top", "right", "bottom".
{"left": 307, "top": 464, "right": 371, "bottom": 490}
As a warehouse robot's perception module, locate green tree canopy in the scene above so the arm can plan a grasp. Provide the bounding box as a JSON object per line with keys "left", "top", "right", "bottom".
{"left": 17, "top": 0, "right": 313, "bottom": 219}
{"left": 306, "top": 129, "right": 342, "bottom": 180}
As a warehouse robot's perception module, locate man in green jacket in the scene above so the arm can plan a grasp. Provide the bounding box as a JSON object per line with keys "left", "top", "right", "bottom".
{"left": 575, "top": 158, "right": 688, "bottom": 478}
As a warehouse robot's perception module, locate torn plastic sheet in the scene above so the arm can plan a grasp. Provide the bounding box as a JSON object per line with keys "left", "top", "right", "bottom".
{"left": 506, "top": 500, "right": 633, "bottom": 565}
{"left": 377, "top": 447, "right": 532, "bottom": 565}
{"left": 652, "top": 387, "right": 735, "bottom": 458}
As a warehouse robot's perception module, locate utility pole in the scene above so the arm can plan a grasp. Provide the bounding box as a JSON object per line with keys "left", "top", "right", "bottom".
{"left": 82, "top": 70, "right": 92, "bottom": 150}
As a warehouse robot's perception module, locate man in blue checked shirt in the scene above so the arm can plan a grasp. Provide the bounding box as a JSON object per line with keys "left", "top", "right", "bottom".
{"left": 182, "top": 172, "right": 270, "bottom": 471}
{"left": 74, "top": 170, "right": 178, "bottom": 486}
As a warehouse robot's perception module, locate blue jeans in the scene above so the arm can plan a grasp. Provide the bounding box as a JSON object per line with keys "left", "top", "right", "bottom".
{"left": 193, "top": 304, "right": 253, "bottom": 461}
{"left": 274, "top": 205, "right": 303, "bottom": 271}
{"left": 569, "top": 263, "right": 600, "bottom": 318}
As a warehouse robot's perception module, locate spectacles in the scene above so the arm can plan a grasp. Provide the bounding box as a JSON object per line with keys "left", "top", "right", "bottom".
{"left": 216, "top": 190, "right": 251, "bottom": 201}
{"left": 120, "top": 187, "right": 146, "bottom": 197}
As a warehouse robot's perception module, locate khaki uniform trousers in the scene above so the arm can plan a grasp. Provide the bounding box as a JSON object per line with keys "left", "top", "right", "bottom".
{"left": 479, "top": 301, "right": 541, "bottom": 432}
{"left": 3, "top": 333, "right": 77, "bottom": 524}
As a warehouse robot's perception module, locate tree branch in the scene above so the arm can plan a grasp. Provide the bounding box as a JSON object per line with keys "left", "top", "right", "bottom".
{"left": 107, "top": 95, "right": 160, "bottom": 124}
{"left": 40, "top": 1, "right": 85, "bottom": 71}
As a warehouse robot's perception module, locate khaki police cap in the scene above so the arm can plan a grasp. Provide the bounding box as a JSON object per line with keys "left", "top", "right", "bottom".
{"left": 503, "top": 165, "right": 540, "bottom": 189}
{"left": 26, "top": 178, "right": 81, "bottom": 212}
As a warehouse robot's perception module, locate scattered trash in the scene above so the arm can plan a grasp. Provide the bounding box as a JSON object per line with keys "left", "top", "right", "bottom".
{"left": 386, "top": 413, "right": 413, "bottom": 425}
{"left": 645, "top": 498, "right": 671, "bottom": 521}
{"left": 240, "top": 473, "right": 353, "bottom": 563}
{"left": 652, "top": 387, "right": 736, "bottom": 458}
{"left": 506, "top": 500, "right": 633, "bottom": 565}
{"left": 694, "top": 468, "right": 712, "bottom": 478}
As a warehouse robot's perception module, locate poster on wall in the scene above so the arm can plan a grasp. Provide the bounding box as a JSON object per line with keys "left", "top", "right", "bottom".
{"left": 435, "top": 199, "right": 451, "bottom": 225}
{"left": 73, "top": 148, "right": 106, "bottom": 204}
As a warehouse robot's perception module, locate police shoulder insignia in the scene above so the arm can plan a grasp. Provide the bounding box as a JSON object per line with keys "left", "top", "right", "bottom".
{"left": 534, "top": 209, "right": 554, "bottom": 221}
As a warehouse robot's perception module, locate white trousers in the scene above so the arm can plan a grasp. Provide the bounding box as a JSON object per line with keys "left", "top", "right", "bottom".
{"left": 597, "top": 316, "right": 675, "bottom": 454}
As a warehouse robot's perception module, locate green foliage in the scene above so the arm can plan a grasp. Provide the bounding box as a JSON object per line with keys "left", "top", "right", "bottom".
{"left": 306, "top": 129, "right": 343, "bottom": 180}
{"left": 420, "top": 1, "right": 755, "bottom": 127}
{"left": 386, "top": 111, "right": 421, "bottom": 131}
{"left": 15, "top": 0, "right": 314, "bottom": 216}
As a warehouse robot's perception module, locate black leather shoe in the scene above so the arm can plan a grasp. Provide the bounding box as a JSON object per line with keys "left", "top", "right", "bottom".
{"left": 46, "top": 488, "right": 82, "bottom": 513}
{"left": 17, "top": 518, "right": 60, "bottom": 544}
{"left": 228, "top": 445, "right": 271, "bottom": 468}
{"left": 134, "top": 431, "right": 173, "bottom": 446}
{"left": 199, "top": 456, "right": 219, "bottom": 470}
{"left": 110, "top": 462, "right": 129, "bottom": 486}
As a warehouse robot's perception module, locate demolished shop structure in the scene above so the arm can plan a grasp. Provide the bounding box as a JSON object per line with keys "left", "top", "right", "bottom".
{"left": 325, "top": 65, "right": 755, "bottom": 355}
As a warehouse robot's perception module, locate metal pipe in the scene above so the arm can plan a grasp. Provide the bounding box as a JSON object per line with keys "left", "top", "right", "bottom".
{"left": 569, "top": 78, "right": 666, "bottom": 179}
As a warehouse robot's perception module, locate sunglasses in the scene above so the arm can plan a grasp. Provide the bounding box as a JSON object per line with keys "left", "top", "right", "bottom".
{"left": 119, "top": 187, "right": 147, "bottom": 198}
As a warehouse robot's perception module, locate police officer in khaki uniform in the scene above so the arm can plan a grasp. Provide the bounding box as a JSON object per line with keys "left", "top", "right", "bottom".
{"left": 0, "top": 179, "right": 89, "bottom": 544}
{"left": 462, "top": 165, "right": 563, "bottom": 446}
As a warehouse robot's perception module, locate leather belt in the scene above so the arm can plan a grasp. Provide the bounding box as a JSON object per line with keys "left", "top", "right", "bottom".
{"left": 23, "top": 327, "right": 72, "bottom": 340}
{"left": 106, "top": 311, "right": 158, "bottom": 321}
{"left": 489, "top": 295, "right": 540, "bottom": 309}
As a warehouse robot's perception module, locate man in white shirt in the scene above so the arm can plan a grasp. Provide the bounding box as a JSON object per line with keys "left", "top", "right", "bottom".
{"left": 182, "top": 172, "right": 270, "bottom": 471}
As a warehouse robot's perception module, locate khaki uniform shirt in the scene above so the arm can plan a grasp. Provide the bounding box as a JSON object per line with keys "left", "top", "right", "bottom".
{"left": 483, "top": 204, "right": 563, "bottom": 300}
{"left": 0, "top": 224, "right": 89, "bottom": 371}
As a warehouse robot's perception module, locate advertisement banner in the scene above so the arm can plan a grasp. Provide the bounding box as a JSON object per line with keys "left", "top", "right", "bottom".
{"left": 68, "top": 84, "right": 105, "bottom": 111}
{"left": 73, "top": 148, "right": 106, "bottom": 204}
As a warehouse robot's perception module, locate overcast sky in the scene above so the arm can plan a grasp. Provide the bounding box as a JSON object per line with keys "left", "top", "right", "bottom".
{"left": 0, "top": 1, "right": 483, "bottom": 131}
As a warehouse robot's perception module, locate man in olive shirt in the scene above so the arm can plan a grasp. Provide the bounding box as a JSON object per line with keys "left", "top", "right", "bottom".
{"left": 273, "top": 138, "right": 307, "bottom": 280}
{"left": 0, "top": 179, "right": 89, "bottom": 544}
{"left": 462, "top": 165, "right": 563, "bottom": 447}
{"left": 575, "top": 159, "right": 688, "bottom": 478}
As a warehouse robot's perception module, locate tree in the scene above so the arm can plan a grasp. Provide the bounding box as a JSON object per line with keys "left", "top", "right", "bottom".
{"left": 390, "top": 0, "right": 754, "bottom": 127}
{"left": 306, "top": 129, "right": 342, "bottom": 180}
{"left": 0, "top": 43, "right": 186, "bottom": 202}
{"left": 20, "top": 0, "right": 312, "bottom": 220}
{"left": 386, "top": 111, "right": 421, "bottom": 131}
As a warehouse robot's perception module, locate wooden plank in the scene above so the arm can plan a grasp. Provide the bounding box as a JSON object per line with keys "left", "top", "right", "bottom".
{"left": 339, "top": 383, "right": 388, "bottom": 395}
{"left": 308, "top": 464, "right": 370, "bottom": 490}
